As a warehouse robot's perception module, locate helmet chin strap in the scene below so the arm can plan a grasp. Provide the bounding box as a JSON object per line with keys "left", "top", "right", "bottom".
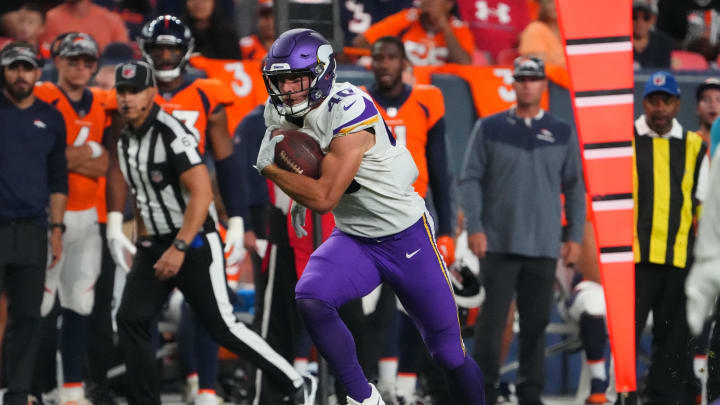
{"left": 284, "top": 99, "right": 311, "bottom": 117}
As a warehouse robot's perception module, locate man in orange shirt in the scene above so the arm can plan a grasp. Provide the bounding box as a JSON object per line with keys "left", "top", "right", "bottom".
{"left": 33, "top": 32, "right": 109, "bottom": 405}
{"left": 353, "top": 0, "right": 474, "bottom": 65}
{"left": 517, "top": 0, "right": 565, "bottom": 68}
{"left": 39, "top": 0, "right": 129, "bottom": 52}
{"left": 239, "top": 0, "right": 274, "bottom": 61}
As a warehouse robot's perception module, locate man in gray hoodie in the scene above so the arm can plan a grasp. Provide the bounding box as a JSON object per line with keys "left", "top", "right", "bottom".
{"left": 459, "top": 55, "right": 586, "bottom": 405}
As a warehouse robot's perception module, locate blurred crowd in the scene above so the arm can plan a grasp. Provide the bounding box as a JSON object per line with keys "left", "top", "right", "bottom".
{"left": 5, "top": 0, "right": 720, "bottom": 71}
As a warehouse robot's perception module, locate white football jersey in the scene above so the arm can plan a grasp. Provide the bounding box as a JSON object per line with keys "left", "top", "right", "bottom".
{"left": 264, "top": 82, "right": 426, "bottom": 238}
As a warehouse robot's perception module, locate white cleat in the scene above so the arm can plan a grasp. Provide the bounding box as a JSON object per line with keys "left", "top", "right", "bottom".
{"left": 184, "top": 374, "right": 199, "bottom": 404}
{"left": 193, "top": 391, "right": 219, "bottom": 405}
{"left": 60, "top": 386, "right": 90, "bottom": 405}
{"left": 347, "top": 384, "right": 386, "bottom": 405}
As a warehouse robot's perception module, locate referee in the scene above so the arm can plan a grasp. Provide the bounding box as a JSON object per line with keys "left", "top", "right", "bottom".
{"left": 104, "top": 61, "right": 316, "bottom": 405}
{"left": 634, "top": 71, "right": 709, "bottom": 404}
{"left": 0, "top": 42, "right": 68, "bottom": 405}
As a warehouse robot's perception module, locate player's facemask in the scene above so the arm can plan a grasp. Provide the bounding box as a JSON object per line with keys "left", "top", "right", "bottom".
{"left": 147, "top": 45, "right": 185, "bottom": 82}
{"left": 263, "top": 71, "right": 319, "bottom": 117}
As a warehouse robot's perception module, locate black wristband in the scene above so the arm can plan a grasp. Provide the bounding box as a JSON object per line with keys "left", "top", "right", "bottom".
{"left": 49, "top": 223, "right": 66, "bottom": 233}
{"left": 172, "top": 239, "right": 188, "bottom": 252}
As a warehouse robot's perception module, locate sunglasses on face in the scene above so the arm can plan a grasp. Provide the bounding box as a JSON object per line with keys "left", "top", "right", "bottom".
{"left": 633, "top": 11, "right": 651, "bottom": 21}
{"left": 66, "top": 58, "right": 96, "bottom": 69}
{"left": 514, "top": 77, "right": 544, "bottom": 83}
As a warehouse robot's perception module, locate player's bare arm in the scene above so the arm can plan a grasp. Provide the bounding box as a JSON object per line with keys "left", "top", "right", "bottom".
{"left": 207, "top": 107, "right": 233, "bottom": 160}
{"left": 106, "top": 134, "right": 129, "bottom": 213}
{"left": 72, "top": 149, "right": 109, "bottom": 178}
{"left": 154, "top": 164, "right": 213, "bottom": 279}
{"left": 66, "top": 144, "right": 109, "bottom": 176}
{"left": 441, "top": 25, "right": 470, "bottom": 64}
{"left": 262, "top": 130, "right": 374, "bottom": 214}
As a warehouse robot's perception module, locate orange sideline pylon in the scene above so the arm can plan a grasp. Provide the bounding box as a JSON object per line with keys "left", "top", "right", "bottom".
{"left": 555, "top": 0, "right": 637, "bottom": 395}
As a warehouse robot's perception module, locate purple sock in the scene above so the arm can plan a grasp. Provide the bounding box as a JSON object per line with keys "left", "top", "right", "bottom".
{"left": 448, "top": 356, "right": 486, "bottom": 405}
{"left": 297, "top": 298, "right": 371, "bottom": 402}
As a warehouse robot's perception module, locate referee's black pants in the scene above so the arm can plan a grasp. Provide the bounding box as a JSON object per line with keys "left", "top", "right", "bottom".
{"left": 0, "top": 220, "right": 47, "bottom": 405}
{"left": 117, "top": 231, "right": 301, "bottom": 405}
{"left": 252, "top": 241, "right": 304, "bottom": 404}
{"left": 87, "top": 223, "right": 118, "bottom": 397}
{"left": 472, "top": 252, "right": 556, "bottom": 405}
{"left": 635, "top": 262, "right": 694, "bottom": 405}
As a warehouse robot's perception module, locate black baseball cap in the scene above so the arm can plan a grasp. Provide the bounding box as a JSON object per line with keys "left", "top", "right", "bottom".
{"left": 114, "top": 61, "right": 156, "bottom": 91}
{"left": 696, "top": 78, "right": 720, "bottom": 102}
{"left": 513, "top": 55, "right": 545, "bottom": 79}
{"left": 0, "top": 42, "right": 43, "bottom": 69}
{"left": 633, "top": 0, "right": 657, "bottom": 14}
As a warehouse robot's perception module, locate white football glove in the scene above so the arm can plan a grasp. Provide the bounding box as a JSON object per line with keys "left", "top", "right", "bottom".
{"left": 107, "top": 211, "right": 136, "bottom": 273}
{"left": 686, "top": 261, "right": 720, "bottom": 336}
{"left": 254, "top": 126, "right": 283, "bottom": 174}
{"left": 686, "top": 151, "right": 720, "bottom": 336}
{"left": 224, "top": 216, "right": 246, "bottom": 266}
{"left": 291, "top": 202, "right": 308, "bottom": 238}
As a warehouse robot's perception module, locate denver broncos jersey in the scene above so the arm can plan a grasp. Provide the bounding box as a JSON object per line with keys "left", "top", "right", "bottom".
{"left": 188, "top": 56, "right": 268, "bottom": 134}
{"left": 106, "top": 77, "right": 235, "bottom": 154}
{"left": 34, "top": 82, "right": 108, "bottom": 212}
{"left": 239, "top": 35, "right": 268, "bottom": 61}
{"left": 264, "top": 82, "right": 426, "bottom": 238}
{"left": 362, "top": 8, "right": 475, "bottom": 66}
{"left": 362, "top": 84, "right": 444, "bottom": 198}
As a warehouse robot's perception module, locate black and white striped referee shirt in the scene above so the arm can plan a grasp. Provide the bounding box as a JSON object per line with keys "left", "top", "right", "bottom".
{"left": 118, "top": 104, "right": 217, "bottom": 236}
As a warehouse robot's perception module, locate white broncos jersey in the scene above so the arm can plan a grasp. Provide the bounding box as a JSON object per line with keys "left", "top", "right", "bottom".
{"left": 265, "top": 82, "right": 426, "bottom": 238}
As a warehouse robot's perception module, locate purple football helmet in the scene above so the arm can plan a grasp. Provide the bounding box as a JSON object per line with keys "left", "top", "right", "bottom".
{"left": 263, "top": 29, "right": 336, "bottom": 117}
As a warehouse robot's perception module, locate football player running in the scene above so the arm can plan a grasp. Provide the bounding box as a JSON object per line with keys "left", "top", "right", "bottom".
{"left": 256, "top": 28, "right": 486, "bottom": 405}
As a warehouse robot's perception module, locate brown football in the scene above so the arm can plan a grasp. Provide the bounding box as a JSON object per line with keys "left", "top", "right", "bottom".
{"left": 272, "top": 128, "right": 324, "bottom": 179}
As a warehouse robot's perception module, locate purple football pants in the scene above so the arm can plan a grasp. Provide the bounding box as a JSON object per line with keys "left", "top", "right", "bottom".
{"left": 295, "top": 214, "right": 485, "bottom": 404}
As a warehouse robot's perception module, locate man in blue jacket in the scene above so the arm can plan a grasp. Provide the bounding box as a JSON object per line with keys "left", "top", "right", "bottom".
{"left": 0, "top": 41, "right": 68, "bottom": 405}
{"left": 460, "top": 56, "right": 586, "bottom": 405}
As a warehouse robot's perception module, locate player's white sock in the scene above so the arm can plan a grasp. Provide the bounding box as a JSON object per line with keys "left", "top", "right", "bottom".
{"left": 294, "top": 357, "right": 309, "bottom": 374}
{"left": 587, "top": 359, "right": 607, "bottom": 381}
{"left": 377, "top": 357, "right": 398, "bottom": 395}
{"left": 395, "top": 373, "right": 417, "bottom": 399}
{"left": 185, "top": 373, "right": 199, "bottom": 404}
{"left": 694, "top": 355, "right": 708, "bottom": 380}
